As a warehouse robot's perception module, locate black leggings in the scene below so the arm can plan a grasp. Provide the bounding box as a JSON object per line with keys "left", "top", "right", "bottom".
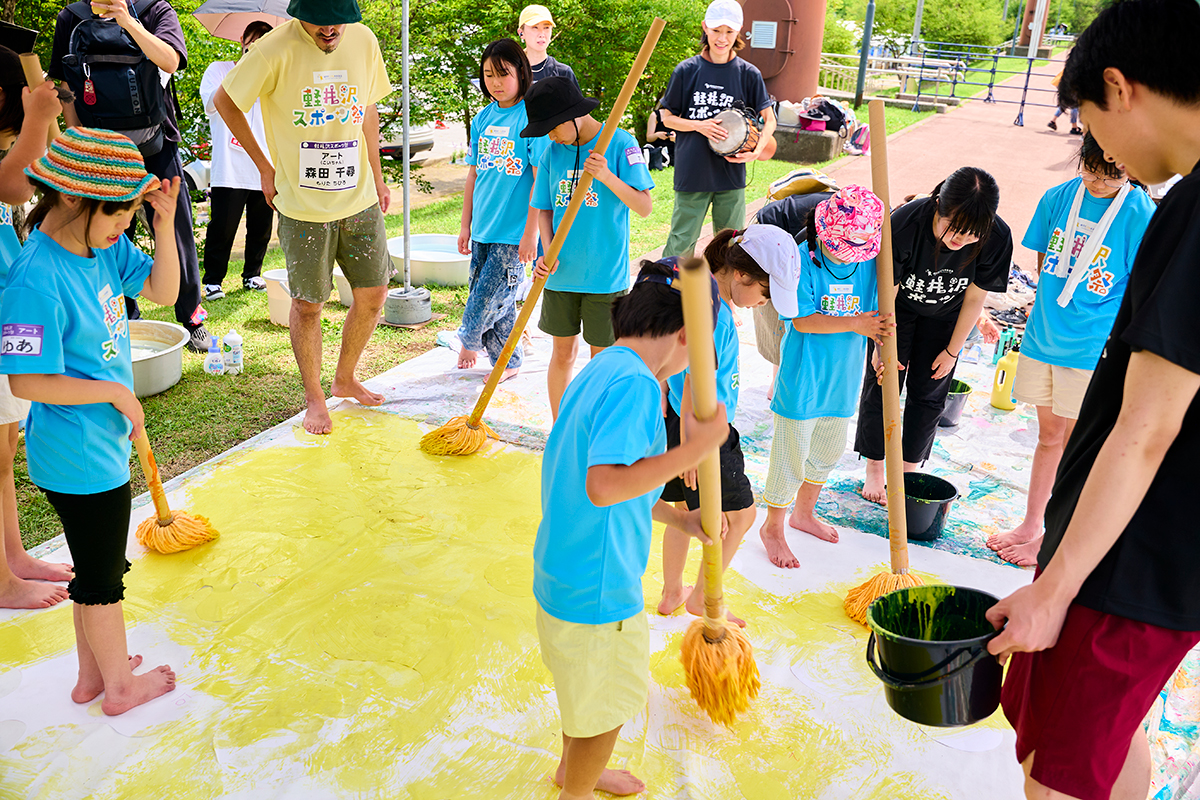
{"left": 854, "top": 304, "right": 959, "bottom": 464}
{"left": 203, "top": 187, "right": 275, "bottom": 284}
{"left": 43, "top": 482, "right": 132, "bottom": 606}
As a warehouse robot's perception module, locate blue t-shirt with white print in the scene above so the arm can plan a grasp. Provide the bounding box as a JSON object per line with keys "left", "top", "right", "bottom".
{"left": 1021, "top": 178, "right": 1155, "bottom": 370}
{"left": 772, "top": 246, "right": 878, "bottom": 421}
{"left": 467, "top": 100, "right": 547, "bottom": 246}
{"left": 533, "top": 346, "right": 666, "bottom": 625}
{"left": 0, "top": 228, "right": 153, "bottom": 494}
{"left": 667, "top": 297, "right": 739, "bottom": 418}
{"left": 532, "top": 127, "right": 654, "bottom": 294}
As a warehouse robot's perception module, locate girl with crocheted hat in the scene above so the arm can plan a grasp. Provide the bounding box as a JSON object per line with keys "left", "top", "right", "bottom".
{"left": 758, "top": 185, "right": 893, "bottom": 569}
{"left": 0, "top": 127, "right": 183, "bottom": 715}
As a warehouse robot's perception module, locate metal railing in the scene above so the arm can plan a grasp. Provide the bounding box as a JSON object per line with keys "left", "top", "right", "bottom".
{"left": 818, "top": 51, "right": 962, "bottom": 100}
{"left": 907, "top": 40, "right": 1061, "bottom": 126}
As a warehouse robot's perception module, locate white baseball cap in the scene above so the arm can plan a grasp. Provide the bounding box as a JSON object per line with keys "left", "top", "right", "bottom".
{"left": 733, "top": 225, "right": 801, "bottom": 318}
{"left": 704, "top": 0, "right": 743, "bottom": 30}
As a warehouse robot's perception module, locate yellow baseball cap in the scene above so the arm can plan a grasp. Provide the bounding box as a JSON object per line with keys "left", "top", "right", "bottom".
{"left": 519, "top": 4, "right": 554, "bottom": 26}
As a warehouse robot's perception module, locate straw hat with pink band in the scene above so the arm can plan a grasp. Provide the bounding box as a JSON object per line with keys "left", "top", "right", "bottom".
{"left": 814, "top": 184, "right": 885, "bottom": 263}
{"left": 729, "top": 224, "right": 801, "bottom": 318}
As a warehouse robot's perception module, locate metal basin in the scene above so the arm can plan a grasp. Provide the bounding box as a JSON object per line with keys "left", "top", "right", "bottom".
{"left": 130, "top": 320, "right": 188, "bottom": 398}
{"left": 388, "top": 234, "right": 470, "bottom": 287}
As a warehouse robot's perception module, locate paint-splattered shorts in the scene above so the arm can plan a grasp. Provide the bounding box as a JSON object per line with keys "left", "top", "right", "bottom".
{"left": 278, "top": 204, "right": 392, "bottom": 304}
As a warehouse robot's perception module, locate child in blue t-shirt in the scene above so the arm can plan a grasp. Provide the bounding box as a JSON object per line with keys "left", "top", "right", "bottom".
{"left": 534, "top": 259, "right": 728, "bottom": 799}
{"left": 0, "top": 51, "right": 79, "bottom": 610}
{"left": 455, "top": 39, "right": 546, "bottom": 380}
{"left": 990, "top": 134, "right": 1154, "bottom": 567}
{"left": 525, "top": 76, "right": 655, "bottom": 420}
{"left": 0, "top": 128, "right": 182, "bottom": 716}
{"left": 758, "top": 186, "right": 893, "bottom": 569}
{"left": 657, "top": 225, "right": 800, "bottom": 624}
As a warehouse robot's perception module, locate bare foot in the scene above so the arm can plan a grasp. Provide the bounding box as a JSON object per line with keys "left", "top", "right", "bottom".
{"left": 987, "top": 520, "right": 1041, "bottom": 552}
{"left": 861, "top": 461, "right": 888, "bottom": 506}
{"left": 331, "top": 376, "right": 385, "bottom": 407}
{"left": 72, "top": 655, "right": 144, "bottom": 704}
{"left": 499, "top": 367, "right": 519, "bottom": 383}
{"left": 554, "top": 765, "right": 646, "bottom": 797}
{"left": 457, "top": 348, "right": 478, "bottom": 369}
{"left": 0, "top": 576, "right": 69, "bottom": 609}
{"left": 789, "top": 507, "right": 839, "bottom": 543}
{"left": 684, "top": 591, "right": 746, "bottom": 627}
{"left": 759, "top": 517, "right": 800, "bottom": 569}
{"left": 8, "top": 551, "right": 74, "bottom": 583}
{"left": 657, "top": 584, "right": 691, "bottom": 616}
{"left": 999, "top": 536, "right": 1042, "bottom": 567}
{"left": 302, "top": 399, "right": 333, "bottom": 435}
{"left": 101, "top": 665, "right": 176, "bottom": 716}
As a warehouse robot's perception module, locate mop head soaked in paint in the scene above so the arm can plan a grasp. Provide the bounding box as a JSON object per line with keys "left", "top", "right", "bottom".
{"left": 844, "top": 569, "right": 924, "bottom": 625}
{"left": 419, "top": 416, "right": 497, "bottom": 456}
{"left": 135, "top": 512, "right": 219, "bottom": 554}
{"left": 681, "top": 620, "right": 761, "bottom": 725}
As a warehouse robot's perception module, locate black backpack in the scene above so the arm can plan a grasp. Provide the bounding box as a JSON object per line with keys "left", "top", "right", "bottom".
{"left": 60, "top": 0, "right": 168, "bottom": 154}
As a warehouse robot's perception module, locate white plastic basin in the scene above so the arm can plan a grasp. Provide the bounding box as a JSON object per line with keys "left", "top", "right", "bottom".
{"left": 130, "top": 320, "right": 187, "bottom": 398}
{"left": 263, "top": 268, "right": 291, "bottom": 326}
{"left": 333, "top": 266, "right": 353, "bottom": 307}
{"left": 388, "top": 234, "right": 470, "bottom": 287}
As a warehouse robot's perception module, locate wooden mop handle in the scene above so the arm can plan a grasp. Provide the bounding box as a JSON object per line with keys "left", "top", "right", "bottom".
{"left": 680, "top": 256, "right": 726, "bottom": 638}
{"left": 464, "top": 17, "right": 667, "bottom": 427}
{"left": 867, "top": 99, "right": 910, "bottom": 571}
{"left": 133, "top": 430, "right": 173, "bottom": 525}
{"left": 18, "top": 53, "right": 60, "bottom": 144}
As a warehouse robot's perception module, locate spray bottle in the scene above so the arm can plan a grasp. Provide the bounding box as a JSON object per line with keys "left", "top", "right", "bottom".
{"left": 222, "top": 330, "right": 243, "bottom": 376}
{"left": 991, "top": 334, "right": 1020, "bottom": 410}
{"left": 203, "top": 337, "right": 225, "bottom": 376}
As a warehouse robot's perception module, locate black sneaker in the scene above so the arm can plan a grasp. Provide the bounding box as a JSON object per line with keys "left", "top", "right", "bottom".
{"left": 1047, "top": 119, "right": 1057, "bottom": 131}
{"left": 243, "top": 276, "right": 266, "bottom": 291}
{"left": 185, "top": 325, "right": 212, "bottom": 353}
{"left": 1069, "top": 126, "right": 1084, "bottom": 135}
{"left": 203, "top": 284, "right": 225, "bottom": 300}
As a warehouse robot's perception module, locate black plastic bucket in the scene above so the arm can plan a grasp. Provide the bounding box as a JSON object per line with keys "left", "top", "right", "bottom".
{"left": 938, "top": 379, "right": 972, "bottom": 427}
{"left": 905, "top": 473, "right": 959, "bottom": 541}
{"left": 866, "top": 585, "right": 1002, "bottom": 727}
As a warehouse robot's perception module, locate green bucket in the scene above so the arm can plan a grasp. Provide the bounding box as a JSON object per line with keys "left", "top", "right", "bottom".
{"left": 866, "top": 585, "right": 1002, "bottom": 727}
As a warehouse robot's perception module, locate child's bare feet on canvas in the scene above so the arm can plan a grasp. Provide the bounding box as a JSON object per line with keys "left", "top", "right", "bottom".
{"left": 861, "top": 459, "right": 887, "bottom": 505}
{"left": 0, "top": 574, "right": 69, "bottom": 608}
{"left": 9, "top": 550, "right": 73, "bottom": 583}
{"left": 986, "top": 519, "right": 1040, "bottom": 551}
{"left": 457, "top": 348, "right": 478, "bottom": 369}
{"left": 759, "top": 514, "right": 800, "bottom": 569}
{"left": 656, "top": 584, "right": 691, "bottom": 615}
{"left": 999, "top": 536, "right": 1042, "bottom": 567}
{"left": 789, "top": 505, "right": 839, "bottom": 543}
{"left": 101, "top": 665, "right": 177, "bottom": 716}
{"left": 499, "top": 367, "right": 519, "bottom": 383}
{"left": 72, "top": 654, "right": 144, "bottom": 704}
{"left": 684, "top": 589, "right": 745, "bottom": 627}
{"left": 553, "top": 765, "right": 646, "bottom": 797}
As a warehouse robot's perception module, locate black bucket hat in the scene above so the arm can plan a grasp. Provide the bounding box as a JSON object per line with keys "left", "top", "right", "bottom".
{"left": 0, "top": 46, "right": 24, "bottom": 88}
{"left": 521, "top": 76, "right": 599, "bottom": 138}
{"left": 287, "top": 0, "right": 362, "bottom": 25}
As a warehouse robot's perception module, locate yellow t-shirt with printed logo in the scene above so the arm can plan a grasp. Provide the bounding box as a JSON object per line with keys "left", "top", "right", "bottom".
{"left": 221, "top": 19, "right": 391, "bottom": 223}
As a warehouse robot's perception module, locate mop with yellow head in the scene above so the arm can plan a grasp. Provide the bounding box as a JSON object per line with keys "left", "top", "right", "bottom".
{"left": 133, "top": 431, "right": 219, "bottom": 554}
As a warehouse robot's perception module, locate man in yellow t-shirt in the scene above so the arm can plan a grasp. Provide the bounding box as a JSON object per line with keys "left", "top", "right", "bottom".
{"left": 214, "top": 0, "right": 393, "bottom": 436}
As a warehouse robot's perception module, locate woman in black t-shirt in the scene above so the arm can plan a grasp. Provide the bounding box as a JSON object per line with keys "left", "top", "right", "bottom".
{"left": 518, "top": 4, "right": 579, "bottom": 88}
{"left": 644, "top": 98, "right": 676, "bottom": 165}
{"left": 855, "top": 167, "right": 1014, "bottom": 504}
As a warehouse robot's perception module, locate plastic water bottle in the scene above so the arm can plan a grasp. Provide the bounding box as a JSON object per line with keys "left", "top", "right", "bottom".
{"left": 222, "top": 330, "right": 243, "bottom": 376}
{"left": 203, "top": 337, "right": 225, "bottom": 376}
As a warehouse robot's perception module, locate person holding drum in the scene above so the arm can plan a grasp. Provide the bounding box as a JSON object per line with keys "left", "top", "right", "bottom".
{"left": 659, "top": 0, "right": 776, "bottom": 258}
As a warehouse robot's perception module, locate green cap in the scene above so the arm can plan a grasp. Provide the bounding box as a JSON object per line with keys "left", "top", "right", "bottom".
{"left": 286, "top": 0, "right": 362, "bottom": 25}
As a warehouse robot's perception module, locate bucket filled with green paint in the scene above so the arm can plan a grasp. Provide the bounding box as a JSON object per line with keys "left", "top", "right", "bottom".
{"left": 866, "top": 585, "right": 1002, "bottom": 727}
{"left": 904, "top": 473, "right": 959, "bottom": 542}
{"left": 938, "top": 379, "right": 972, "bottom": 427}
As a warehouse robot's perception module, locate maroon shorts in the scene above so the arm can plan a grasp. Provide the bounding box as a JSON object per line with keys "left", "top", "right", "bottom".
{"left": 1001, "top": 601, "right": 1200, "bottom": 800}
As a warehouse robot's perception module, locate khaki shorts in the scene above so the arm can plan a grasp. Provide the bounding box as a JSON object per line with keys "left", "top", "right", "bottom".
{"left": 537, "top": 604, "right": 649, "bottom": 738}
{"left": 0, "top": 375, "right": 30, "bottom": 426}
{"left": 1012, "top": 355, "right": 1093, "bottom": 419}
{"left": 538, "top": 289, "right": 624, "bottom": 348}
{"left": 278, "top": 204, "right": 392, "bottom": 304}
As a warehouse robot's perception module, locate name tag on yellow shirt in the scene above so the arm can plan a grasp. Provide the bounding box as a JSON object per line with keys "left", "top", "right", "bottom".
{"left": 299, "top": 140, "right": 359, "bottom": 192}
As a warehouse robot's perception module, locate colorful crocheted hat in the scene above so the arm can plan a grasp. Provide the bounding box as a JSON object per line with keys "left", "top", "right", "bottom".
{"left": 814, "top": 184, "right": 885, "bottom": 262}
{"left": 25, "top": 127, "right": 160, "bottom": 202}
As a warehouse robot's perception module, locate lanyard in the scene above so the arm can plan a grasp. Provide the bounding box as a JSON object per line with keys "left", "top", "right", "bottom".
{"left": 1056, "top": 180, "right": 1130, "bottom": 308}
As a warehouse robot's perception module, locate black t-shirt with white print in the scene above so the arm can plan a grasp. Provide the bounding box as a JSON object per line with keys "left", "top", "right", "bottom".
{"left": 662, "top": 54, "right": 771, "bottom": 194}
{"left": 890, "top": 197, "right": 1013, "bottom": 319}
{"left": 530, "top": 55, "right": 578, "bottom": 88}
{"left": 1040, "top": 160, "right": 1200, "bottom": 631}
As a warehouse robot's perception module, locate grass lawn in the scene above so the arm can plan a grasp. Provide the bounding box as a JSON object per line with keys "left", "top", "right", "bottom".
{"left": 15, "top": 107, "right": 934, "bottom": 549}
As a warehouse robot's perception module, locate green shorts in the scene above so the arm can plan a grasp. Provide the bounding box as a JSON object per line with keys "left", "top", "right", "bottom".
{"left": 277, "top": 204, "right": 392, "bottom": 304}
{"left": 538, "top": 288, "right": 624, "bottom": 347}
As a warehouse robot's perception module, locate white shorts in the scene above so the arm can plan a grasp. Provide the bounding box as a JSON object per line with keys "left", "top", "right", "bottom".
{"left": 0, "top": 375, "right": 30, "bottom": 425}
{"left": 1012, "top": 355, "right": 1093, "bottom": 420}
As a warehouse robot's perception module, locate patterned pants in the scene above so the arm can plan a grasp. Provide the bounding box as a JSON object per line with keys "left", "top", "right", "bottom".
{"left": 763, "top": 414, "right": 850, "bottom": 508}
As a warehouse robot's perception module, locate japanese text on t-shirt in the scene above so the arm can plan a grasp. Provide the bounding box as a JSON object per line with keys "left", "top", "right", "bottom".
{"left": 293, "top": 70, "right": 364, "bottom": 128}
{"left": 1045, "top": 224, "right": 1115, "bottom": 297}
{"left": 687, "top": 82, "right": 735, "bottom": 120}
{"left": 901, "top": 271, "right": 971, "bottom": 305}
{"left": 555, "top": 171, "right": 598, "bottom": 208}
{"left": 98, "top": 283, "right": 128, "bottom": 362}
{"left": 821, "top": 283, "right": 862, "bottom": 316}
{"left": 477, "top": 136, "right": 524, "bottom": 175}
